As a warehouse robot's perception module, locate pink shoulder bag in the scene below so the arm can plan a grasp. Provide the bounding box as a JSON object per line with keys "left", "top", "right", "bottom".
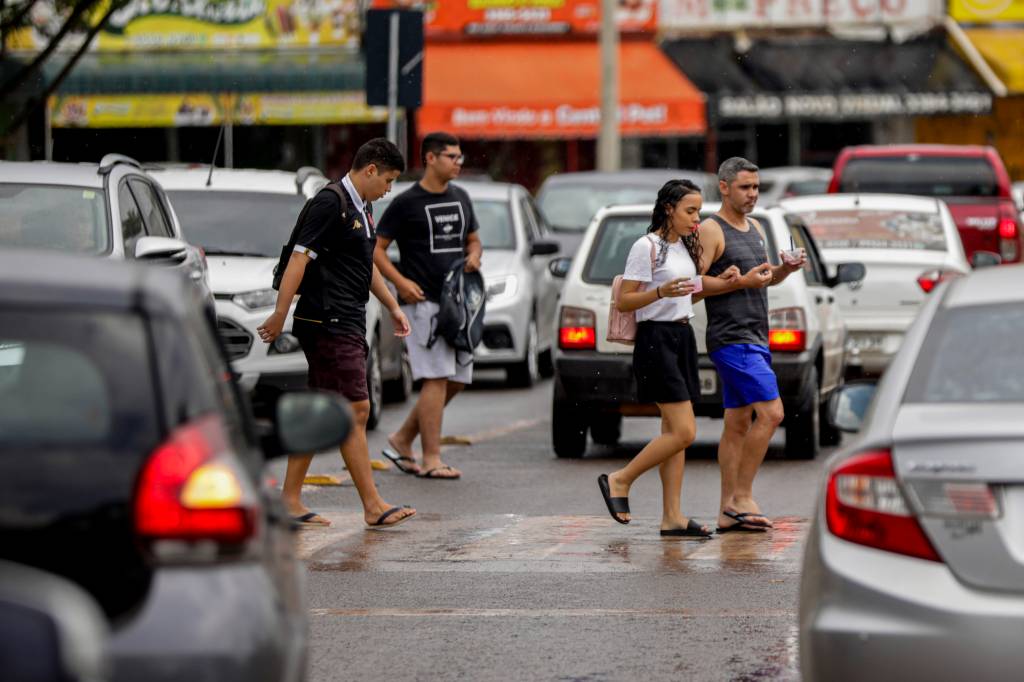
{"left": 607, "top": 236, "right": 657, "bottom": 345}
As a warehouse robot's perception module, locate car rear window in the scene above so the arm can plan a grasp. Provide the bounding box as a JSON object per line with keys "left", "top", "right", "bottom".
{"left": 837, "top": 156, "right": 999, "bottom": 197}
{"left": 540, "top": 186, "right": 663, "bottom": 232}
{"left": 584, "top": 215, "right": 651, "bottom": 284}
{"left": 905, "top": 303, "right": 1024, "bottom": 404}
{"left": 0, "top": 184, "right": 109, "bottom": 254}
{"left": 794, "top": 209, "right": 947, "bottom": 251}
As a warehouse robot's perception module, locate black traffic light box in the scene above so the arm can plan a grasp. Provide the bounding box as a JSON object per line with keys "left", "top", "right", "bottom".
{"left": 364, "top": 9, "right": 424, "bottom": 110}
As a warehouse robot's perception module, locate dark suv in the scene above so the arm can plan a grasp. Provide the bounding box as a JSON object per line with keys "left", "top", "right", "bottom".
{"left": 0, "top": 250, "right": 350, "bottom": 682}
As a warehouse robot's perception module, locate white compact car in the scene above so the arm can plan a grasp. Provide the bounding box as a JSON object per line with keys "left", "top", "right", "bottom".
{"left": 780, "top": 194, "right": 971, "bottom": 378}
{"left": 374, "top": 180, "right": 562, "bottom": 387}
{"left": 149, "top": 166, "right": 411, "bottom": 427}
{"left": 550, "top": 203, "right": 864, "bottom": 459}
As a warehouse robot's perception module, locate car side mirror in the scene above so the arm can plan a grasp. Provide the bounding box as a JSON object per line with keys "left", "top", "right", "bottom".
{"left": 530, "top": 240, "right": 560, "bottom": 257}
{"left": 548, "top": 257, "right": 572, "bottom": 278}
{"left": 970, "top": 251, "right": 1002, "bottom": 269}
{"left": 828, "top": 382, "right": 876, "bottom": 433}
{"left": 263, "top": 391, "right": 352, "bottom": 459}
{"left": 828, "top": 262, "right": 865, "bottom": 288}
{"left": 135, "top": 236, "right": 189, "bottom": 263}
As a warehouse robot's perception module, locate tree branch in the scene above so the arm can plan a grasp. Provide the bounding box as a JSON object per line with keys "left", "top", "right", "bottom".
{"left": 1, "top": 0, "right": 101, "bottom": 97}
{"left": 2, "top": 0, "right": 115, "bottom": 137}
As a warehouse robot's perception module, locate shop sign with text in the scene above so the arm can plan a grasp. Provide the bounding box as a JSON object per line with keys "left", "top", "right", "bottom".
{"left": 715, "top": 91, "right": 993, "bottom": 120}
{"left": 659, "top": 0, "right": 942, "bottom": 30}
{"left": 7, "top": 0, "right": 362, "bottom": 52}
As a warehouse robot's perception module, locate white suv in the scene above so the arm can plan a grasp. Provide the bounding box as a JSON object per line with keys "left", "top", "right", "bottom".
{"left": 149, "top": 166, "right": 412, "bottom": 427}
{"left": 550, "top": 203, "right": 865, "bottom": 459}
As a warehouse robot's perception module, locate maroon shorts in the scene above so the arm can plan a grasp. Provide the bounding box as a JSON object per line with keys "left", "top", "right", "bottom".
{"left": 297, "top": 330, "right": 369, "bottom": 402}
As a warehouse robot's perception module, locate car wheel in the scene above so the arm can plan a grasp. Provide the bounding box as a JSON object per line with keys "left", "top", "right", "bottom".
{"left": 506, "top": 319, "right": 540, "bottom": 388}
{"left": 538, "top": 347, "right": 555, "bottom": 378}
{"left": 552, "top": 395, "right": 587, "bottom": 458}
{"left": 590, "top": 414, "right": 622, "bottom": 446}
{"left": 783, "top": 366, "right": 820, "bottom": 460}
{"left": 383, "top": 343, "right": 413, "bottom": 403}
{"left": 366, "top": 336, "right": 383, "bottom": 431}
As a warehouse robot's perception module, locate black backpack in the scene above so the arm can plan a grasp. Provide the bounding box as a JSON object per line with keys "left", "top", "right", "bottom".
{"left": 428, "top": 258, "right": 486, "bottom": 360}
{"left": 272, "top": 184, "right": 347, "bottom": 291}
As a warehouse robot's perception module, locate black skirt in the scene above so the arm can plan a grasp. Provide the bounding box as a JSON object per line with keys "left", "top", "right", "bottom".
{"left": 632, "top": 320, "right": 700, "bottom": 404}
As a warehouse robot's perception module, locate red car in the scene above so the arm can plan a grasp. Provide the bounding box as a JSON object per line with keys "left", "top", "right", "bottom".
{"left": 828, "top": 145, "right": 1022, "bottom": 265}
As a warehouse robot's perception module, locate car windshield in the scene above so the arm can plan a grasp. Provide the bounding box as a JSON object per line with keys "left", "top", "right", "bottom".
{"left": 0, "top": 184, "right": 109, "bottom": 254}
{"left": 793, "top": 208, "right": 947, "bottom": 251}
{"left": 539, "top": 186, "right": 660, "bottom": 232}
{"left": 905, "top": 303, "right": 1024, "bottom": 403}
{"left": 167, "top": 190, "right": 305, "bottom": 258}
{"left": 837, "top": 156, "right": 999, "bottom": 197}
{"left": 374, "top": 196, "right": 516, "bottom": 250}
{"left": 584, "top": 215, "right": 651, "bottom": 284}
{"left": 785, "top": 179, "right": 829, "bottom": 197}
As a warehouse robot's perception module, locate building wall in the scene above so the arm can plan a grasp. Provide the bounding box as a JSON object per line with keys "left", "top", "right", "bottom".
{"left": 916, "top": 97, "right": 1024, "bottom": 180}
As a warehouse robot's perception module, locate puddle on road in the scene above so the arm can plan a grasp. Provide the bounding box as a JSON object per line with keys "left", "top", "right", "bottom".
{"left": 303, "top": 513, "right": 807, "bottom": 575}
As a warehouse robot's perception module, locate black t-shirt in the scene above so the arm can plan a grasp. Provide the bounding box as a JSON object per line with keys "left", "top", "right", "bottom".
{"left": 292, "top": 183, "right": 373, "bottom": 337}
{"left": 376, "top": 183, "right": 479, "bottom": 303}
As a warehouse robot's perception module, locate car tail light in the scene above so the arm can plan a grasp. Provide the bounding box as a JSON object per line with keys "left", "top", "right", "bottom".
{"left": 134, "top": 415, "right": 258, "bottom": 545}
{"left": 916, "top": 269, "right": 960, "bottom": 294}
{"left": 905, "top": 480, "right": 1000, "bottom": 520}
{"left": 559, "top": 306, "right": 597, "bottom": 350}
{"left": 768, "top": 307, "right": 806, "bottom": 352}
{"left": 825, "top": 449, "right": 941, "bottom": 562}
{"left": 998, "top": 215, "right": 1019, "bottom": 262}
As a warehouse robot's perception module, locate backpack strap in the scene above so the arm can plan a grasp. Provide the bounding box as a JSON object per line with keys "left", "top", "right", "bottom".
{"left": 287, "top": 184, "right": 348, "bottom": 252}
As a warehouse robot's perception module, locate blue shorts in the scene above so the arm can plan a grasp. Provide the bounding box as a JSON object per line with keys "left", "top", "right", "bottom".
{"left": 710, "top": 344, "right": 780, "bottom": 409}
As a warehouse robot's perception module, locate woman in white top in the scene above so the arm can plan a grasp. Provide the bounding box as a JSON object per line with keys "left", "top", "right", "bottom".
{"left": 597, "top": 179, "right": 737, "bottom": 537}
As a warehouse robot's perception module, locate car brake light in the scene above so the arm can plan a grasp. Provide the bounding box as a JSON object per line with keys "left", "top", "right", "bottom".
{"left": 559, "top": 306, "right": 596, "bottom": 350}
{"left": 134, "top": 415, "right": 258, "bottom": 544}
{"left": 998, "top": 217, "right": 1019, "bottom": 262}
{"left": 768, "top": 307, "right": 806, "bottom": 352}
{"left": 916, "top": 269, "right": 960, "bottom": 294}
{"left": 998, "top": 218, "right": 1018, "bottom": 240}
{"left": 825, "top": 450, "right": 941, "bottom": 562}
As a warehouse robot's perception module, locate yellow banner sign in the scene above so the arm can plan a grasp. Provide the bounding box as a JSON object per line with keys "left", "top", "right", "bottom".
{"left": 49, "top": 93, "right": 386, "bottom": 128}
{"left": 950, "top": 0, "right": 1024, "bottom": 23}
{"left": 8, "top": 0, "right": 361, "bottom": 52}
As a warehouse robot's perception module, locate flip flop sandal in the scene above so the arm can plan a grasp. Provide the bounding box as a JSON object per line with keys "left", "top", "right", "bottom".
{"left": 292, "top": 512, "right": 331, "bottom": 528}
{"left": 721, "top": 509, "right": 771, "bottom": 529}
{"left": 598, "top": 474, "right": 630, "bottom": 525}
{"left": 367, "top": 505, "right": 414, "bottom": 530}
{"left": 660, "top": 519, "right": 713, "bottom": 538}
{"left": 418, "top": 466, "right": 461, "bottom": 480}
{"left": 381, "top": 446, "right": 420, "bottom": 475}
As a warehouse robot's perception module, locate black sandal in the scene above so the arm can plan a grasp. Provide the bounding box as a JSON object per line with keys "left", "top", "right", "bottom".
{"left": 598, "top": 474, "right": 630, "bottom": 524}
{"left": 367, "top": 506, "right": 415, "bottom": 529}
{"left": 381, "top": 446, "right": 419, "bottom": 475}
{"left": 716, "top": 510, "right": 771, "bottom": 533}
{"left": 660, "top": 518, "right": 712, "bottom": 538}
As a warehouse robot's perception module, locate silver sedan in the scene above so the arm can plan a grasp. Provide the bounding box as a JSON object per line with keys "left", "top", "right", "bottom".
{"left": 800, "top": 263, "right": 1024, "bottom": 681}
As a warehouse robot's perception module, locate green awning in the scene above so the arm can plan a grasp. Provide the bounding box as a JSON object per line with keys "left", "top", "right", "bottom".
{"left": 50, "top": 49, "right": 365, "bottom": 95}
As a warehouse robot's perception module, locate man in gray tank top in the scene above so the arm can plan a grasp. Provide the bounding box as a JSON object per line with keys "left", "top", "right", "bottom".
{"left": 698, "top": 158, "right": 807, "bottom": 533}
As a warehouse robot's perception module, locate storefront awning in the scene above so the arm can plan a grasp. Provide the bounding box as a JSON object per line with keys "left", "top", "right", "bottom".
{"left": 417, "top": 41, "right": 706, "bottom": 139}
{"left": 961, "top": 29, "right": 1024, "bottom": 95}
{"left": 49, "top": 50, "right": 365, "bottom": 95}
{"left": 662, "top": 34, "right": 992, "bottom": 122}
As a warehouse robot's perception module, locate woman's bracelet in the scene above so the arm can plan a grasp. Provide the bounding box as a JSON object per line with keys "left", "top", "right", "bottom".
{"left": 655, "top": 285, "right": 663, "bottom": 299}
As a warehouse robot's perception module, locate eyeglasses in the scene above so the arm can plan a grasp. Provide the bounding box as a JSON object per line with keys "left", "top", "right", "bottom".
{"left": 439, "top": 152, "right": 465, "bottom": 164}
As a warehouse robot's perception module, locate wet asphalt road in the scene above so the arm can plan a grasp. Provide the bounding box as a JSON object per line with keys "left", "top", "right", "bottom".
{"left": 268, "top": 371, "right": 836, "bottom": 681}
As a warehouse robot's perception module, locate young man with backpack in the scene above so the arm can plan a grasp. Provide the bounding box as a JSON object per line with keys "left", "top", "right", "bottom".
{"left": 257, "top": 138, "right": 416, "bottom": 529}
{"left": 373, "top": 132, "right": 483, "bottom": 480}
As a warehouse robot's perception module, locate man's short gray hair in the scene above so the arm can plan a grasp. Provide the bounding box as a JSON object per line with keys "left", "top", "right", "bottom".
{"left": 718, "top": 157, "right": 759, "bottom": 184}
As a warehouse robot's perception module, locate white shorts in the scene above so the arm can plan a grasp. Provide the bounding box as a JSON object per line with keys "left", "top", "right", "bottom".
{"left": 402, "top": 301, "right": 474, "bottom": 384}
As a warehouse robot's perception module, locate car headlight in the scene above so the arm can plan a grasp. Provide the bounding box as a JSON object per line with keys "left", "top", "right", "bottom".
{"left": 269, "top": 333, "right": 302, "bottom": 355}
{"left": 485, "top": 275, "right": 518, "bottom": 302}
{"left": 232, "top": 288, "right": 277, "bottom": 310}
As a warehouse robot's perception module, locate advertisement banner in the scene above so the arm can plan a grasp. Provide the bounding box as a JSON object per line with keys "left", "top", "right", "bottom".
{"left": 49, "top": 92, "right": 386, "bottom": 128}
{"left": 950, "top": 0, "right": 1024, "bottom": 23}
{"left": 659, "top": 0, "right": 942, "bottom": 30}
{"left": 8, "top": 0, "right": 363, "bottom": 52}
{"left": 714, "top": 91, "right": 993, "bottom": 121}
{"left": 371, "top": 0, "right": 656, "bottom": 38}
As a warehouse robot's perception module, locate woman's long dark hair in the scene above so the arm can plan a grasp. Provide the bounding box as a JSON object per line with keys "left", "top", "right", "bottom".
{"left": 648, "top": 179, "right": 703, "bottom": 272}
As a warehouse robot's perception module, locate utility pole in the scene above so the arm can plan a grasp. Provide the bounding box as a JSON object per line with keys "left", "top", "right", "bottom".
{"left": 386, "top": 10, "right": 400, "bottom": 144}
{"left": 597, "top": 0, "right": 620, "bottom": 171}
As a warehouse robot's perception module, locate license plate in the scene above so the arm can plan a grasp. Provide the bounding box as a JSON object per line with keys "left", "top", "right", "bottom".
{"left": 847, "top": 334, "right": 886, "bottom": 352}
{"left": 699, "top": 369, "right": 717, "bottom": 395}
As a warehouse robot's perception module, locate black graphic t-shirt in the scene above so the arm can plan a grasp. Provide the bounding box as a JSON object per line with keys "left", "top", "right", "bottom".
{"left": 292, "top": 184, "right": 374, "bottom": 337}
{"left": 376, "top": 183, "right": 479, "bottom": 303}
